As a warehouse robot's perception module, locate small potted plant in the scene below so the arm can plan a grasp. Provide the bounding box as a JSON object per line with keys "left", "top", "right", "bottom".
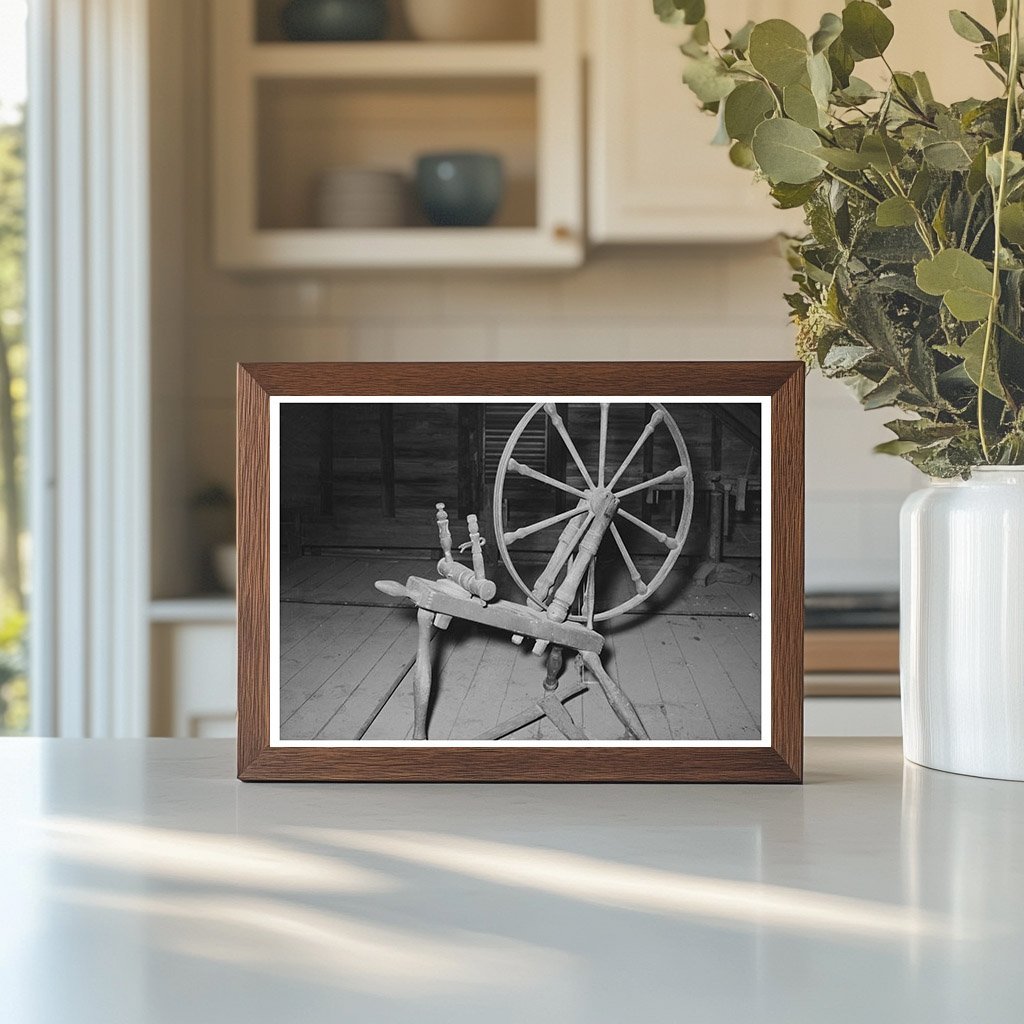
{"left": 658, "top": 0, "right": 1024, "bottom": 779}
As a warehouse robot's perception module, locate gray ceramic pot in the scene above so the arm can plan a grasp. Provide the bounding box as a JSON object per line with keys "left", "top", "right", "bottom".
{"left": 415, "top": 152, "right": 505, "bottom": 227}
{"left": 281, "top": 0, "right": 388, "bottom": 41}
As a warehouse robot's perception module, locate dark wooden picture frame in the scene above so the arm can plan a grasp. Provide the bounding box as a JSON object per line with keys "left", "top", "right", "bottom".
{"left": 237, "top": 362, "right": 804, "bottom": 782}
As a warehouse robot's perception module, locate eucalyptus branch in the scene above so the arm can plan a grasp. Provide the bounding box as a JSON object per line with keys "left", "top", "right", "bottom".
{"left": 822, "top": 168, "right": 880, "bottom": 205}
{"left": 979, "top": 0, "right": 1021, "bottom": 461}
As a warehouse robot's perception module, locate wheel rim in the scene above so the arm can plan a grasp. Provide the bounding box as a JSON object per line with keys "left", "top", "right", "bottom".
{"left": 492, "top": 402, "right": 694, "bottom": 623}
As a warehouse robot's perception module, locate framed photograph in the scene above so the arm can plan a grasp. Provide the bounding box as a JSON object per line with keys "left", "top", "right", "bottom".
{"left": 237, "top": 362, "right": 804, "bottom": 782}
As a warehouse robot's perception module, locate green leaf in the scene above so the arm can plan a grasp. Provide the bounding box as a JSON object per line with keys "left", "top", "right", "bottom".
{"left": 922, "top": 140, "right": 973, "bottom": 171}
{"left": 948, "top": 10, "right": 994, "bottom": 44}
{"left": 810, "top": 12, "right": 843, "bottom": 54}
{"left": 1000, "top": 203, "right": 1024, "bottom": 244}
{"left": 915, "top": 249, "right": 994, "bottom": 321}
{"left": 842, "top": 1, "right": 895, "bottom": 59}
{"left": 748, "top": 20, "right": 809, "bottom": 86}
{"left": 837, "top": 76, "right": 879, "bottom": 104}
{"left": 993, "top": 0, "right": 1008, "bottom": 24}
{"left": 862, "top": 374, "right": 903, "bottom": 409}
{"left": 723, "top": 81, "right": 775, "bottom": 144}
{"left": 784, "top": 80, "right": 824, "bottom": 129}
{"left": 827, "top": 36, "right": 856, "bottom": 88}
{"left": 814, "top": 146, "right": 872, "bottom": 170}
{"left": 771, "top": 180, "right": 820, "bottom": 209}
{"left": 729, "top": 140, "right": 757, "bottom": 169}
{"left": 653, "top": 0, "right": 705, "bottom": 26}
{"left": 932, "top": 190, "right": 950, "bottom": 246}
{"left": 909, "top": 164, "right": 933, "bottom": 205}
{"left": 751, "top": 118, "right": 828, "bottom": 184}
{"left": 682, "top": 57, "right": 736, "bottom": 104}
{"left": 860, "top": 133, "right": 904, "bottom": 173}
{"left": 913, "top": 71, "right": 935, "bottom": 104}
{"left": 807, "top": 51, "right": 833, "bottom": 108}
{"left": 986, "top": 150, "right": 1024, "bottom": 191}
{"left": 885, "top": 418, "right": 963, "bottom": 443}
{"left": 967, "top": 144, "right": 991, "bottom": 193}
{"left": 874, "top": 438, "right": 922, "bottom": 455}
{"left": 876, "top": 197, "right": 918, "bottom": 228}
{"left": 939, "top": 325, "right": 1006, "bottom": 397}
{"left": 724, "top": 20, "right": 755, "bottom": 53}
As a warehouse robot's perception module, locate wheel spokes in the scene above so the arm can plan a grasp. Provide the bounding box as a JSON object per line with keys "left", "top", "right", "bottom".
{"left": 616, "top": 507, "right": 679, "bottom": 550}
{"left": 597, "top": 402, "right": 610, "bottom": 488}
{"left": 544, "top": 403, "right": 595, "bottom": 490}
{"left": 609, "top": 522, "right": 647, "bottom": 595}
{"left": 614, "top": 465, "right": 687, "bottom": 499}
{"left": 606, "top": 408, "right": 665, "bottom": 490}
{"left": 507, "top": 457, "right": 587, "bottom": 499}
{"left": 503, "top": 503, "right": 588, "bottom": 545}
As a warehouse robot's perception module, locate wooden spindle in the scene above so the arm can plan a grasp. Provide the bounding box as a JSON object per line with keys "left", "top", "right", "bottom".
{"left": 436, "top": 502, "right": 453, "bottom": 564}
{"left": 466, "top": 513, "right": 486, "bottom": 580}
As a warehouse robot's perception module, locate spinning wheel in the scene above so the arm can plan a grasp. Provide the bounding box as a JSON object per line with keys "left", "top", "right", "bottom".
{"left": 375, "top": 402, "right": 695, "bottom": 742}
{"left": 493, "top": 402, "right": 695, "bottom": 624}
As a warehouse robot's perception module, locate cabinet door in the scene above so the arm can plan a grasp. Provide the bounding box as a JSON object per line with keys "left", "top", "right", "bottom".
{"left": 587, "top": 0, "right": 811, "bottom": 243}
{"left": 588, "top": 0, "right": 995, "bottom": 244}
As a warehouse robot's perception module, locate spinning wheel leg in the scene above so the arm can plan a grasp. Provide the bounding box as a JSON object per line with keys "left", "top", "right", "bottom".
{"left": 579, "top": 651, "right": 649, "bottom": 740}
{"left": 413, "top": 608, "right": 434, "bottom": 740}
{"left": 543, "top": 645, "right": 564, "bottom": 692}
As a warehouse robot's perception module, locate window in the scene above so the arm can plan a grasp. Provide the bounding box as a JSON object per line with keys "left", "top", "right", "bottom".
{"left": 0, "top": 0, "right": 27, "bottom": 734}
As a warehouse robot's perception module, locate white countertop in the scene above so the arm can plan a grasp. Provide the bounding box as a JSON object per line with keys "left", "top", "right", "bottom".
{"left": 1, "top": 738, "right": 1020, "bottom": 1023}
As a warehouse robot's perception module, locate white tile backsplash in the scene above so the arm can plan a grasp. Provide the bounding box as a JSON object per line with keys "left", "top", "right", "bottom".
{"left": 181, "top": 252, "right": 917, "bottom": 593}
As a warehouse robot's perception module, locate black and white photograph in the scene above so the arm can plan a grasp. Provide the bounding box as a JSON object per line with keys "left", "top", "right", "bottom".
{"left": 270, "top": 398, "right": 768, "bottom": 746}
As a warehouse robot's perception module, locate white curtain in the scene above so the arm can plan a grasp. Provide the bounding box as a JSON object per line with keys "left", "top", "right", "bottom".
{"left": 28, "top": 0, "right": 150, "bottom": 736}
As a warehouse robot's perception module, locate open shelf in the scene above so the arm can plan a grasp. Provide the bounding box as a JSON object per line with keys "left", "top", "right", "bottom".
{"left": 213, "top": 0, "right": 581, "bottom": 268}
{"left": 249, "top": 41, "right": 544, "bottom": 77}
{"left": 254, "top": 0, "right": 538, "bottom": 44}
{"left": 257, "top": 76, "right": 537, "bottom": 231}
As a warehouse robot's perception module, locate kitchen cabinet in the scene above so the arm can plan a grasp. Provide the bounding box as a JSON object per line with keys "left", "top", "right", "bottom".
{"left": 211, "top": 0, "right": 583, "bottom": 269}
{"left": 587, "top": 0, "right": 813, "bottom": 243}
{"left": 150, "top": 601, "right": 236, "bottom": 737}
{"left": 586, "top": 0, "right": 998, "bottom": 244}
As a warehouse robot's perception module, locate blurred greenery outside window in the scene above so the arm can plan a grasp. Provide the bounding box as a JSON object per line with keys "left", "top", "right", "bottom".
{"left": 0, "top": 0, "right": 28, "bottom": 733}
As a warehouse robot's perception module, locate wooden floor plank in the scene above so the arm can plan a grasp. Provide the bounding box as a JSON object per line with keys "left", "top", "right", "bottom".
{"left": 667, "top": 617, "right": 758, "bottom": 740}
{"left": 420, "top": 623, "right": 489, "bottom": 741}
{"left": 317, "top": 613, "right": 423, "bottom": 740}
{"left": 363, "top": 627, "right": 463, "bottom": 741}
{"left": 280, "top": 555, "right": 344, "bottom": 592}
{"left": 279, "top": 601, "right": 339, "bottom": 655}
{"left": 279, "top": 604, "right": 375, "bottom": 685}
{"left": 604, "top": 623, "right": 671, "bottom": 740}
{"left": 279, "top": 605, "right": 392, "bottom": 724}
{"left": 729, "top": 615, "right": 763, "bottom": 663}
{"left": 640, "top": 615, "right": 718, "bottom": 740}
{"left": 449, "top": 632, "right": 520, "bottom": 739}
{"left": 282, "top": 609, "right": 410, "bottom": 741}
{"left": 280, "top": 556, "right": 354, "bottom": 599}
{"left": 695, "top": 615, "right": 762, "bottom": 725}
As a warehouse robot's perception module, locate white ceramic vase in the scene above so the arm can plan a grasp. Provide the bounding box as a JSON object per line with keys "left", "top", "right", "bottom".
{"left": 900, "top": 467, "right": 1024, "bottom": 780}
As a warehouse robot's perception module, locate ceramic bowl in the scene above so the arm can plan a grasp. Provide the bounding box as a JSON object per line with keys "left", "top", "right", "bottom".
{"left": 281, "top": 0, "right": 388, "bottom": 42}
{"left": 415, "top": 152, "right": 504, "bottom": 228}
{"left": 316, "top": 168, "right": 407, "bottom": 228}
{"left": 403, "top": 0, "right": 532, "bottom": 42}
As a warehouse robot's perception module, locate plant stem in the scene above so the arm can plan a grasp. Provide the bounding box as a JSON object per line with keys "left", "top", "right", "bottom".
{"left": 822, "top": 167, "right": 880, "bottom": 204}
{"left": 979, "top": 0, "right": 1021, "bottom": 462}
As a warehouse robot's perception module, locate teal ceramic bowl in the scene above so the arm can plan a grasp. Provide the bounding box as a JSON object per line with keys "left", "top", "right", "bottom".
{"left": 415, "top": 152, "right": 505, "bottom": 228}
{"left": 281, "top": 0, "right": 388, "bottom": 42}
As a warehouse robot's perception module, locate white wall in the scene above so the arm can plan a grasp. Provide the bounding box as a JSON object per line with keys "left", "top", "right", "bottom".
{"left": 156, "top": 0, "right": 920, "bottom": 599}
